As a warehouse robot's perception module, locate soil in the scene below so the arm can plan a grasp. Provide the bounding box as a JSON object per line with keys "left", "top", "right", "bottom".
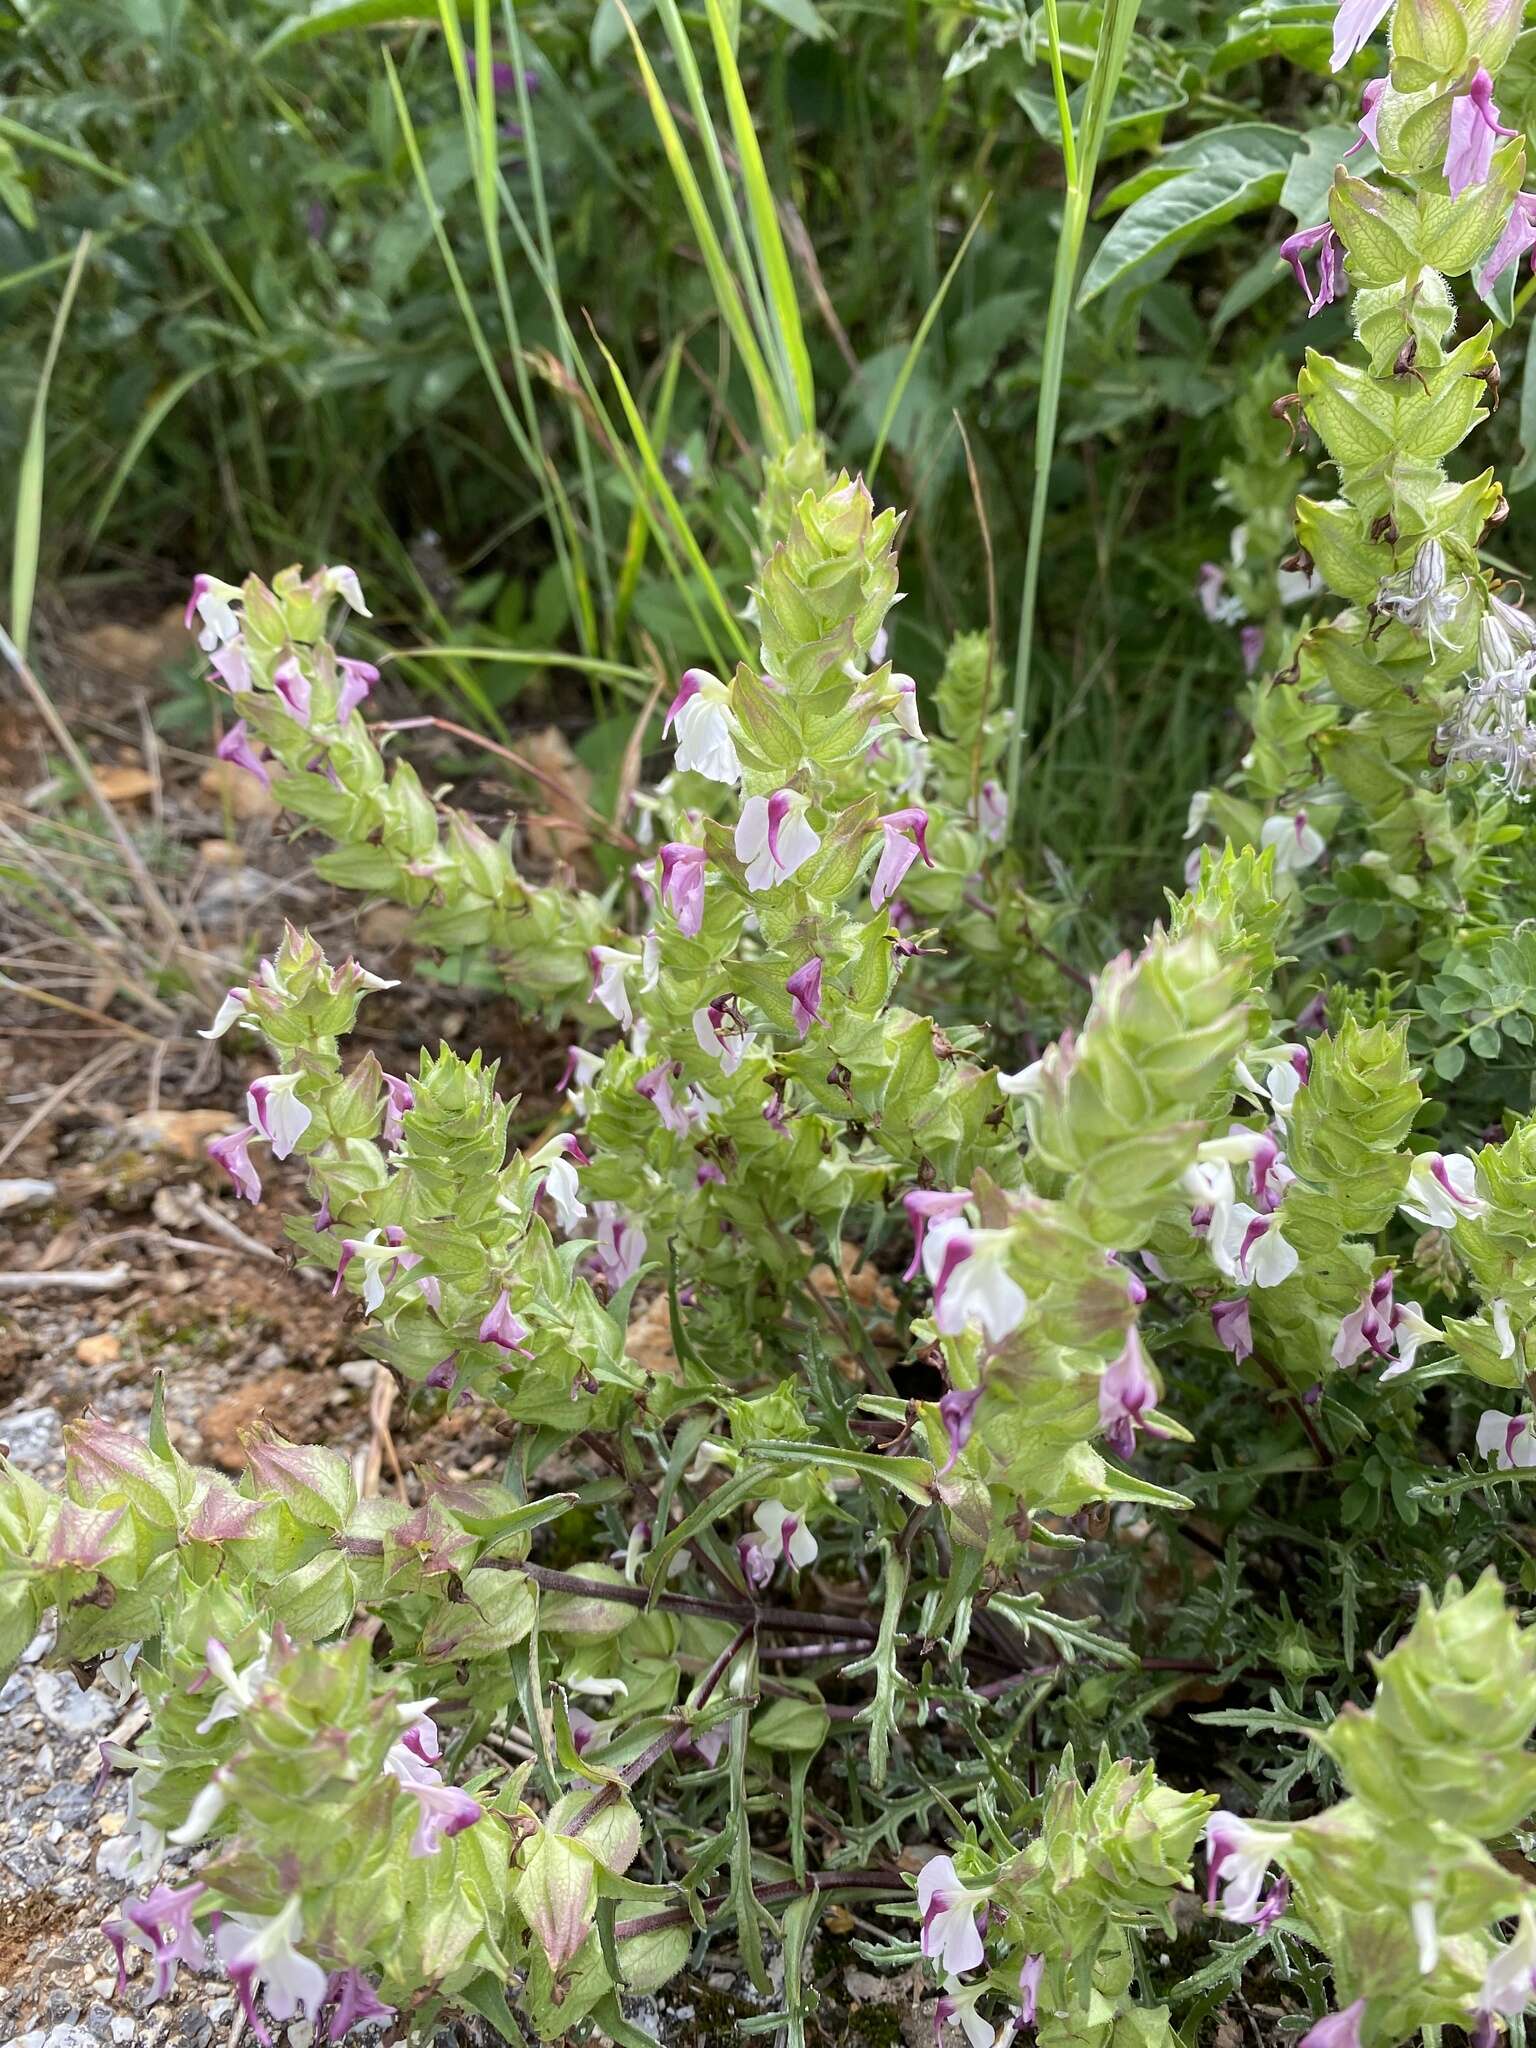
{"left": 0, "top": 605, "right": 929, "bottom": 2047}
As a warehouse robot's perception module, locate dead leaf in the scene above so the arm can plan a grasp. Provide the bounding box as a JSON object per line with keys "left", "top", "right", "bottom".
{"left": 198, "top": 838, "right": 244, "bottom": 867}
{"left": 76, "top": 1333, "right": 121, "bottom": 1368}
{"left": 74, "top": 618, "right": 184, "bottom": 678}
{"left": 520, "top": 725, "right": 594, "bottom": 868}
{"left": 625, "top": 1294, "right": 681, "bottom": 1381}
{"left": 809, "top": 1239, "right": 897, "bottom": 1314}
{"left": 93, "top": 765, "right": 155, "bottom": 805}
{"left": 124, "top": 1109, "right": 232, "bottom": 1161}
{"left": 199, "top": 759, "right": 278, "bottom": 821}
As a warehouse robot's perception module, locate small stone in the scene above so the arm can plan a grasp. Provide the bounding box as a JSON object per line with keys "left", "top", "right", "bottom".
{"left": 92, "top": 766, "right": 156, "bottom": 806}
{"left": 111, "top": 2022, "right": 135, "bottom": 2046}
{"left": 33, "top": 1669, "right": 116, "bottom": 1735}
{"left": 97, "top": 1812, "right": 125, "bottom": 1839}
{"left": 0, "top": 1407, "right": 62, "bottom": 1472}
{"left": 197, "top": 838, "right": 244, "bottom": 867}
{"left": 75, "top": 1334, "right": 122, "bottom": 1370}
{"left": 85, "top": 2002, "right": 115, "bottom": 2039}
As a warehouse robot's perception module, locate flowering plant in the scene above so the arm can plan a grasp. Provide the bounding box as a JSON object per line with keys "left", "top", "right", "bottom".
{"left": 15, "top": 0, "right": 1536, "bottom": 2034}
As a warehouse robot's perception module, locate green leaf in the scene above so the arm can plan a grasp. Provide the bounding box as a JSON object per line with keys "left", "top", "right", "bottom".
{"left": 1080, "top": 127, "right": 1300, "bottom": 303}
{"left": 755, "top": 0, "right": 830, "bottom": 35}
{"left": 259, "top": 0, "right": 463, "bottom": 53}
{"left": 1207, "top": 0, "right": 1336, "bottom": 76}
{"left": 747, "top": 1439, "right": 936, "bottom": 1506}
{"left": 1279, "top": 124, "right": 1368, "bottom": 228}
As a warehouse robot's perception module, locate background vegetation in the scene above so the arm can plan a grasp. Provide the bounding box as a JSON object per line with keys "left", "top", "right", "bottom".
{"left": 19, "top": 0, "right": 1532, "bottom": 918}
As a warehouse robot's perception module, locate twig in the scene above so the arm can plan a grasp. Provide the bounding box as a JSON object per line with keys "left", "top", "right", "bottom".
{"left": 1255, "top": 1353, "right": 1332, "bottom": 1467}
{"left": 186, "top": 1195, "right": 283, "bottom": 1265}
{"left": 369, "top": 715, "right": 638, "bottom": 852}
{"left": 0, "top": 1264, "right": 132, "bottom": 1294}
{"left": 954, "top": 410, "right": 998, "bottom": 814}
{"left": 335, "top": 1541, "right": 878, "bottom": 1640}
{"left": 612, "top": 1869, "right": 904, "bottom": 1941}
{"left": 0, "top": 1041, "right": 137, "bottom": 1169}
{"left": 0, "top": 626, "right": 217, "bottom": 1005}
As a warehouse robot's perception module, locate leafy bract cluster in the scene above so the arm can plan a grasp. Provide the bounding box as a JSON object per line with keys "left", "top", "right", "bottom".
{"left": 18, "top": 0, "right": 1536, "bottom": 2033}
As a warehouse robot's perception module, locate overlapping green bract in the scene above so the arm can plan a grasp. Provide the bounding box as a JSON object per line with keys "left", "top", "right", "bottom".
{"left": 1265, "top": 1577, "right": 1536, "bottom": 2043}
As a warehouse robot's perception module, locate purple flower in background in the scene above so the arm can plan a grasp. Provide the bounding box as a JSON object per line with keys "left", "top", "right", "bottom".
{"left": 272, "top": 656, "right": 313, "bottom": 728}
{"left": 1240, "top": 625, "right": 1265, "bottom": 676}
{"left": 973, "top": 779, "right": 1008, "bottom": 845}
{"left": 1299, "top": 2003, "right": 1367, "bottom": 2048}
{"left": 1017, "top": 1955, "right": 1046, "bottom": 2029}
{"left": 937, "top": 1386, "right": 982, "bottom": 1474}
{"left": 1480, "top": 191, "right": 1536, "bottom": 295}
{"left": 659, "top": 842, "right": 708, "bottom": 936}
{"left": 902, "top": 1188, "right": 972, "bottom": 1283}
{"left": 593, "top": 1202, "right": 646, "bottom": 1289}
{"left": 1445, "top": 70, "right": 1516, "bottom": 198}
{"left": 381, "top": 1072, "right": 415, "bottom": 1146}
{"left": 478, "top": 1289, "right": 532, "bottom": 1354}
{"left": 383, "top": 1740, "right": 483, "bottom": 1858}
{"left": 637, "top": 1059, "right": 696, "bottom": 1135}
{"left": 336, "top": 656, "right": 378, "bottom": 722}
{"left": 213, "top": 1902, "right": 327, "bottom": 2047}
{"left": 1198, "top": 562, "right": 1242, "bottom": 625}
{"left": 1098, "top": 1328, "right": 1160, "bottom": 1459}
{"left": 1205, "top": 1811, "right": 1287, "bottom": 1926}
{"left": 216, "top": 719, "right": 271, "bottom": 789}
{"left": 786, "top": 956, "right": 825, "bottom": 1037}
{"left": 208, "top": 1126, "right": 262, "bottom": 1205}
{"left": 1211, "top": 1298, "right": 1254, "bottom": 1363}
{"left": 559, "top": 1044, "right": 604, "bottom": 1100}
{"left": 323, "top": 1967, "right": 396, "bottom": 2043}
{"left": 466, "top": 50, "right": 540, "bottom": 93}
{"left": 1342, "top": 75, "right": 1384, "bottom": 157}
{"left": 1280, "top": 223, "right": 1344, "bottom": 315}
{"left": 916, "top": 1856, "right": 988, "bottom": 1975}
{"left": 1330, "top": 0, "right": 1390, "bottom": 69}
{"left": 246, "top": 1073, "right": 311, "bottom": 1161}
{"left": 870, "top": 807, "right": 934, "bottom": 910}
{"left": 103, "top": 1880, "right": 207, "bottom": 1999}
{"left": 209, "top": 640, "right": 251, "bottom": 694}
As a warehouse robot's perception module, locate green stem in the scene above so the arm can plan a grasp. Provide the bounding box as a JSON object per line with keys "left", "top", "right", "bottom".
{"left": 1003, "top": 0, "right": 1142, "bottom": 820}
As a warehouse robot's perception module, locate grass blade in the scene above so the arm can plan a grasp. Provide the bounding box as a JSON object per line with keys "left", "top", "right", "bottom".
{"left": 868, "top": 191, "right": 991, "bottom": 480}
{"left": 616, "top": 0, "right": 789, "bottom": 452}
{"left": 13, "top": 232, "right": 89, "bottom": 660}
{"left": 1003, "top": 0, "right": 1142, "bottom": 819}
{"left": 86, "top": 363, "right": 218, "bottom": 548}
{"left": 587, "top": 316, "right": 754, "bottom": 666}
{"left": 437, "top": 0, "right": 601, "bottom": 658}
{"left": 699, "top": 0, "right": 816, "bottom": 436}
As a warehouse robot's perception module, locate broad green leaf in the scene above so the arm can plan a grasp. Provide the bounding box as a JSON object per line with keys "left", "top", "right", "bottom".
{"left": 1207, "top": 0, "right": 1336, "bottom": 76}
{"left": 1080, "top": 128, "right": 1300, "bottom": 302}
{"left": 1279, "top": 123, "right": 1368, "bottom": 227}
{"left": 259, "top": 0, "right": 464, "bottom": 54}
